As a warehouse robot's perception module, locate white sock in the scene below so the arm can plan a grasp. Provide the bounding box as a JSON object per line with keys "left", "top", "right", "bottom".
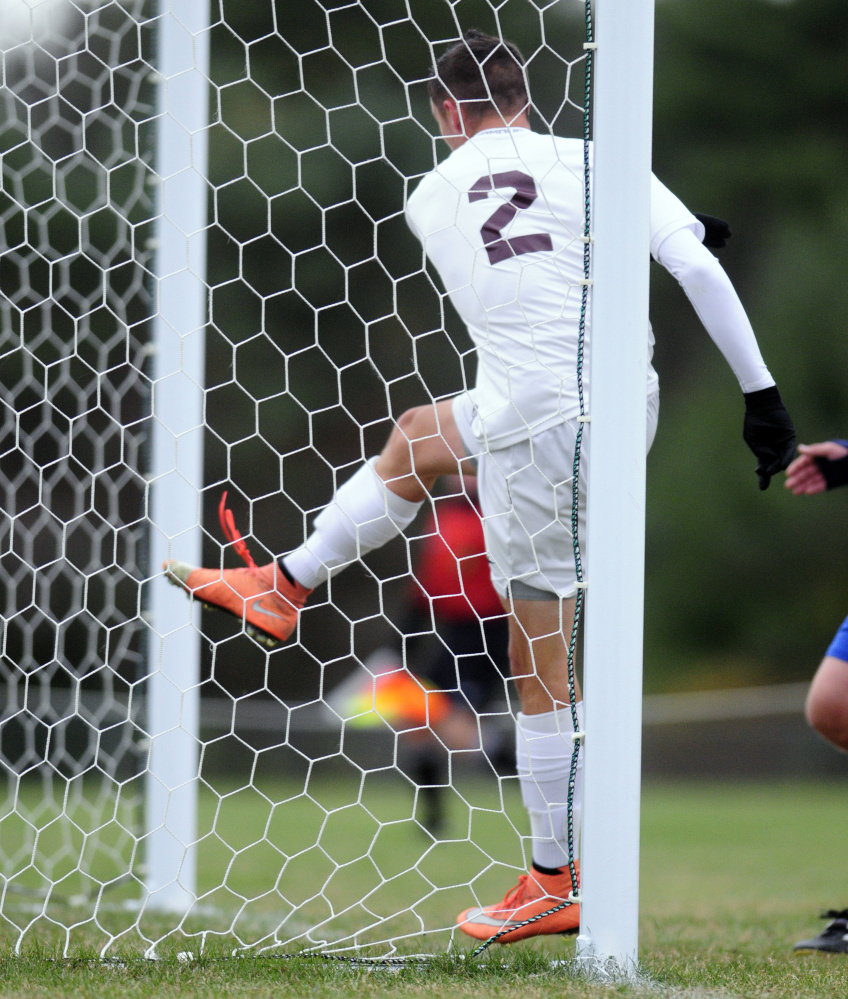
{"left": 516, "top": 703, "right": 583, "bottom": 871}
{"left": 282, "top": 458, "right": 422, "bottom": 589}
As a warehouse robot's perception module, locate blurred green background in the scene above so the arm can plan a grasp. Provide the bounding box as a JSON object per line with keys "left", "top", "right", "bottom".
{"left": 197, "top": 0, "right": 848, "bottom": 701}
{"left": 647, "top": 0, "right": 848, "bottom": 691}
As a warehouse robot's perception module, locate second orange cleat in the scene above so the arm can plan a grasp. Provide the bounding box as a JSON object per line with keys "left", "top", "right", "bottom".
{"left": 456, "top": 864, "right": 580, "bottom": 944}
{"left": 164, "top": 560, "right": 311, "bottom": 647}
{"left": 164, "top": 492, "right": 312, "bottom": 648}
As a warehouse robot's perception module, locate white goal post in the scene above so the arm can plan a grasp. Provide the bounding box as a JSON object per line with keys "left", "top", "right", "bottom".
{"left": 143, "top": 0, "right": 209, "bottom": 915}
{"left": 0, "top": 0, "right": 653, "bottom": 969}
{"left": 578, "top": 0, "right": 654, "bottom": 972}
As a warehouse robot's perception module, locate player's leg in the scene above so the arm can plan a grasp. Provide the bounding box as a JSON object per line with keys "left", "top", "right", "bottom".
{"left": 456, "top": 598, "right": 583, "bottom": 942}
{"left": 456, "top": 422, "right": 583, "bottom": 942}
{"left": 373, "top": 402, "right": 471, "bottom": 502}
{"left": 506, "top": 596, "right": 581, "bottom": 712}
{"left": 165, "top": 398, "right": 470, "bottom": 645}
{"left": 509, "top": 596, "right": 584, "bottom": 865}
{"left": 283, "top": 398, "right": 469, "bottom": 585}
{"left": 457, "top": 394, "right": 658, "bottom": 942}
{"left": 795, "top": 652, "right": 848, "bottom": 950}
{"left": 804, "top": 614, "right": 848, "bottom": 750}
{"left": 792, "top": 619, "right": 848, "bottom": 951}
{"left": 482, "top": 423, "right": 585, "bottom": 869}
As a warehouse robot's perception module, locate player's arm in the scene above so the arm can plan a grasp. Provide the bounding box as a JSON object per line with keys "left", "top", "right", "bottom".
{"left": 785, "top": 441, "right": 848, "bottom": 495}
{"left": 655, "top": 226, "right": 796, "bottom": 490}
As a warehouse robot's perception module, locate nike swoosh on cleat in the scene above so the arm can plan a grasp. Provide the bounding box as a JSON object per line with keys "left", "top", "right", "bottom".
{"left": 249, "top": 598, "right": 286, "bottom": 621}
{"left": 463, "top": 909, "right": 525, "bottom": 929}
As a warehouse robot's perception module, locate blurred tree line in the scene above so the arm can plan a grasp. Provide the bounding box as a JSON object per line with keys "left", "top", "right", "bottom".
{"left": 192, "top": 0, "right": 848, "bottom": 699}
{"left": 648, "top": 0, "right": 848, "bottom": 689}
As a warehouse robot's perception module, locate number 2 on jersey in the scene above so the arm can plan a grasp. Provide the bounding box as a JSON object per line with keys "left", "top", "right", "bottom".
{"left": 468, "top": 170, "right": 553, "bottom": 265}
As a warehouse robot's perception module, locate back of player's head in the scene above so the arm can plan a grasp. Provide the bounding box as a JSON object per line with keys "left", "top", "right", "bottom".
{"left": 429, "top": 30, "right": 528, "bottom": 122}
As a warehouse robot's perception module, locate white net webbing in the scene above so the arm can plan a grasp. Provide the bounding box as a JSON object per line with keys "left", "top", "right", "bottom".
{"left": 0, "top": 0, "right": 590, "bottom": 957}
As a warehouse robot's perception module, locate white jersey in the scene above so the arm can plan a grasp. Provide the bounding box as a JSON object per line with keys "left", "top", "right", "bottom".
{"left": 405, "top": 127, "right": 703, "bottom": 449}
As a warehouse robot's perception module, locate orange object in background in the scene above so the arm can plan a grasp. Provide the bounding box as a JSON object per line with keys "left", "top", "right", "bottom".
{"left": 327, "top": 651, "right": 452, "bottom": 731}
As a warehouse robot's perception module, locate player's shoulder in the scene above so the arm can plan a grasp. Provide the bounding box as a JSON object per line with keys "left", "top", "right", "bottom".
{"left": 411, "top": 155, "right": 450, "bottom": 187}
{"left": 481, "top": 131, "right": 586, "bottom": 184}
{"left": 432, "top": 131, "right": 581, "bottom": 186}
{"left": 520, "top": 130, "right": 582, "bottom": 153}
{"left": 406, "top": 162, "right": 458, "bottom": 220}
{"left": 405, "top": 161, "right": 462, "bottom": 239}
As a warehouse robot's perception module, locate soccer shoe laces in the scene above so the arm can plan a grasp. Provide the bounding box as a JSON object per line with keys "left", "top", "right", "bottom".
{"left": 502, "top": 874, "right": 534, "bottom": 908}
{"left": 498, "top": 870, "right": 570, "bottom": 910}
{"left": 218, "top": 491, "right": 257, "bottom": 569}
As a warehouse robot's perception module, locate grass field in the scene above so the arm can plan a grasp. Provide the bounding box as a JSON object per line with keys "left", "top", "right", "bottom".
{"left": 2, "top": 777, "right": 848, "bottom": 997}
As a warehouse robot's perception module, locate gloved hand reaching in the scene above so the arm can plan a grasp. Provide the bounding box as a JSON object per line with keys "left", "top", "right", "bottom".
{"left": 743, "top": 386, "right": 797, "bottom": 490}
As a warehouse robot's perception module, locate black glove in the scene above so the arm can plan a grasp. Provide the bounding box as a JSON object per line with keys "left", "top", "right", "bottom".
{"left": 694, "top": 212, "right": 732, "bottom": 250}
{"left": 814, "top": 440, "right": 848, "bottom": 490}
{"left": 742, "top": 386, "right": 797, "bottom": 490}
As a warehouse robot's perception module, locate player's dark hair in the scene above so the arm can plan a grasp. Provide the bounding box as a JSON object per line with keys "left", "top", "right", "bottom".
{"left": 428, "top": 30, "right": 528, "bottom": 122}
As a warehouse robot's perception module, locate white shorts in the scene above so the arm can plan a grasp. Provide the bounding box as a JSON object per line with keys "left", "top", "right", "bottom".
{"left": 452, "top": 392, "right": 659, "bottom": 601}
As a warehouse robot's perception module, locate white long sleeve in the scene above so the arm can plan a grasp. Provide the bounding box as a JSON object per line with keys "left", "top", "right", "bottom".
{"left": 654, "top": 226, "right": 775, "bottom": 394}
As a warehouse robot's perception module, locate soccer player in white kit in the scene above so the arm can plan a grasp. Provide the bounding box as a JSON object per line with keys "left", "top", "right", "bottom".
{"left": 166, "top": 30, "right": 796, "bottom": 944}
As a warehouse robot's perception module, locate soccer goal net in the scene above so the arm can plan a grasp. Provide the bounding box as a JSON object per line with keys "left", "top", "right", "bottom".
{"left": 0, "top": 0, "right": 600, "bottom": 959}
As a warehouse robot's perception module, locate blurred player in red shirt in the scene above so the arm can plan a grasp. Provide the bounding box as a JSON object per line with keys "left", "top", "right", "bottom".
{"left": 404, "top": 477, "right": 510, "bottom": 832}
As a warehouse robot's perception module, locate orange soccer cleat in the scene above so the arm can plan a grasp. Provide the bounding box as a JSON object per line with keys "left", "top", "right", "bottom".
{"left": 164, "top": 493, "right": 312, "bottom": 647}
{"left": 456, "top": 864, "right": 579, "bottom": 944}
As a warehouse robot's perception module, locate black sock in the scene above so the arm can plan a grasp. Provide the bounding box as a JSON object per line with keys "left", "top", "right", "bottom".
{"left": 277, "top": 558, "right": 296, "bottom": 586}
{"left": 532, "top": 861, "right": 564, "bottom": 876}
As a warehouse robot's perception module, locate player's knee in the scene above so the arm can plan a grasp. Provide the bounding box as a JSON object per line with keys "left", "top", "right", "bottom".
{"left": 398, "top": 405, "right": 437, "bottom": 437}
{"left": 381, "top": 404, "right": 452, "bottom": 486}
{"left": 381, "top": 408, "right": 424, "bottom": 474}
